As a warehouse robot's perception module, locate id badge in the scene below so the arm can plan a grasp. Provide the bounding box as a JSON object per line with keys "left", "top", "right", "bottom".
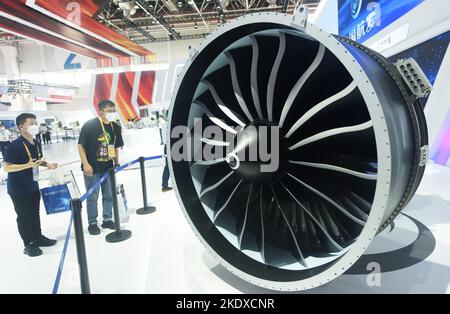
{"left": 108, "top": 145, "right": 116, "bottom": 159}
{"left": 33, "top": 167, "right": 39, "bottom": 182}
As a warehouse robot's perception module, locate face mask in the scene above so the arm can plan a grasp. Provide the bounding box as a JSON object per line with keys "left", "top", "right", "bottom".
{"left": 27, "top": 125, "right": 40, "bottom": 136}
{"left": 106, "top": 112, "right": 118, "bottom": 122}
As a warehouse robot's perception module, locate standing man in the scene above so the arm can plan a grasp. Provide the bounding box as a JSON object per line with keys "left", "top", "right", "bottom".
{"left": 3, "top": 113, "right": 58, "bottom": 257}
{"left": 158, "top": 114, "right": 164, "bottom": 145}
{"left": 78, "top": 100, "right": 124, "bottom": 235}
{"left": 159, "top": 115, "right": 173, "bottom": 192}
{"left": 38, "top": 124, "right": 48, "bottom": 144}
{"left": 35, "top": 125, "right": 42, "bottom": 144}
{"left": 44, "top": 125, "right": 52, "bottom": 144}
{"left": 0, "top": 123, "right": 12, "bottom": 158}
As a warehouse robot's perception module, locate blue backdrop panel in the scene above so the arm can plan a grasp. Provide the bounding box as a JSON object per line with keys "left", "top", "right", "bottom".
{"left": 338, "top": 0, "right": 424, "bottom": 43}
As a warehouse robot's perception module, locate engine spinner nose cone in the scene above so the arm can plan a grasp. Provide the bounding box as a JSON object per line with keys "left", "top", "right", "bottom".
{"left": 226, "top": 121, "right": 288, "bottom": 183}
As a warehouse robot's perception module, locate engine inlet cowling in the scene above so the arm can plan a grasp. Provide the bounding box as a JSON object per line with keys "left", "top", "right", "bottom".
{"left": 168, "top": 10, "right": 428, "bottom": 291}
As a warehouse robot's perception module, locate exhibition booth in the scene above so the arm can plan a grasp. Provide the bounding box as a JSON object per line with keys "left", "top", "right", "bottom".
{"left": 0, "top": 0, "right": 449, "bottom": 294}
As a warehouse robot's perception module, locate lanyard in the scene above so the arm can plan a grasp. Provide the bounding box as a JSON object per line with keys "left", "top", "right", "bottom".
{"left": 99, "top": 118, "right": 116, "bottom": 145}
{"left": 22, "top": 138, "right": 41, "bottom": 162}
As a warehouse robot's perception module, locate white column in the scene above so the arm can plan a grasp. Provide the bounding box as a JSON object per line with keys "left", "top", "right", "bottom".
{"left": 0, "top": 45, "right": 20, "bottom": 79}
{"left": 0, "top": 45, "right": 27, "bottom": 111}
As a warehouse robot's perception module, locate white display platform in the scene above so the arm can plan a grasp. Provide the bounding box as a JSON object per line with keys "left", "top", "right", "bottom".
{"left": 0, "top": 140, "right": 449, "bottom": 293}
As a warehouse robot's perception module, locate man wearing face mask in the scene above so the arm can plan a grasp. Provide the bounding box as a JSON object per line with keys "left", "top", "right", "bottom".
{"left": 78, "top": 100, "right": 124, "bottom": 235}
{"left": 3, "top": 113, "right": 58, "bottom": 257}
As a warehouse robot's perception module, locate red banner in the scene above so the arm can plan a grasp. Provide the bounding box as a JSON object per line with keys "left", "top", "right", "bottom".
{"left": 137, "top": 71, "right": 156, "bottom": 107}
{"left": 0, "top": 0, "right": 128, "bottom": 59}
{"left": 92, "top": 71, "right": 156, "bottom": 121}
{"left": 93, "top": 73, "right": 114, "bottom": 114}
{"left": 0, "top": 16, "right": 104, "bottom": 59}
{"left": 27, "top": 0, "right": 155, "bottom": 60}
{"left": 115, "top": 72, "right": 139, "bottom": 122}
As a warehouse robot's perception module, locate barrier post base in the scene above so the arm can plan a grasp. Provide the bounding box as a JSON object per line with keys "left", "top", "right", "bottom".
{"left": 105, "top": 230, "right": 132, "bottom": 243}
{"left": 136, "top": 206, "right": 156, "bottom": 215}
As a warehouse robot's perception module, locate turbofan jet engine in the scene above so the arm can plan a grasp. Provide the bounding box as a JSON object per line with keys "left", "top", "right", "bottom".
{"left": 168, "top": 7, "right": 429, "bottom": 291}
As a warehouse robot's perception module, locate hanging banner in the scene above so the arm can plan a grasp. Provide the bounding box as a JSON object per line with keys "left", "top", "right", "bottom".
{"left": 92, "top": 71, "right": 156, "bottom": 121}
{"left": 135, "top": 71, "right": 156, "bottom": 107}
{"left": 92, "top": 73, "right": 114, "bottom": 114}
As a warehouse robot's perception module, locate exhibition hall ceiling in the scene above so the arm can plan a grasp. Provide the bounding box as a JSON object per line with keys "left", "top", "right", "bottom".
{"left": 0, "top": 0, "right": 155, "bottom": 65}
{"left": 0, "top": 0, "right": 321, "bottom": 48}
{"left": 97, "top": 0, "right": 321, "bottom": 43}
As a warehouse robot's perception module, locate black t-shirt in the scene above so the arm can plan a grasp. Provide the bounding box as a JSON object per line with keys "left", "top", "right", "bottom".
{"left": 78, "top": 118, "right": 124, "bottom": 174}
{"left": 4, "top": 137, "right": 43, "bottom": 196}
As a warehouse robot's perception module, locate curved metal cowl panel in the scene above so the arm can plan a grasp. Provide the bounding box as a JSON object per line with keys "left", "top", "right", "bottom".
{"left": 168, "top": 10, "right": 428, "bottom": 291}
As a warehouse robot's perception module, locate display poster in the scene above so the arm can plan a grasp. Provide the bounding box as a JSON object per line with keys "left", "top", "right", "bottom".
{"left": 338, "top": 0, "right": 424, "bottom": 43}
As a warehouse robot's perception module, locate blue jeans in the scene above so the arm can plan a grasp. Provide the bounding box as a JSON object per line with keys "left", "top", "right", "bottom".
{"left": 84, "top": 173, "right": 113, "bottom": 225}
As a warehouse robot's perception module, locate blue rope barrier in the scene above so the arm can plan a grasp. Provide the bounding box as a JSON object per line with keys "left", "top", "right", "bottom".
{"left": 51, "top": 155, "right": 163, "bottom": 294}
{"left": 114, "top": 160, "right": 139, "bottom": 173}
{"left": 52, "top": 212, "right": 73, "bottom": 294}
{"left": 144, "top": 155, "right": 164, "bottom": 162}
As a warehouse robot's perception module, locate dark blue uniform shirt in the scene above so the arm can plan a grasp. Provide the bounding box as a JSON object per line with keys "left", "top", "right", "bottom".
{"left": 4, "top": 137, "right": 42, "bottom": 197}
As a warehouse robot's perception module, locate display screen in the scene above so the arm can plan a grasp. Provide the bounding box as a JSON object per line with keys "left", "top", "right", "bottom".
{"left": 338, "top": 0, "right": 424, "bottom": 43}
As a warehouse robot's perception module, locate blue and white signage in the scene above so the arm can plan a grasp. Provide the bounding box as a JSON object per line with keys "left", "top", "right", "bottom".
{"left": 64, "top": 53, "right": 82, "bottom": 70}
{"left": 338, "top": 0, "right": 424, "bottom": 43}
{"left": 41, "top": 184, "right": 72, "bottom": 215}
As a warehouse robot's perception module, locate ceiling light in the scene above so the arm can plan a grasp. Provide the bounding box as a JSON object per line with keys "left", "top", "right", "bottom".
{"left": 118, "top": 2, "right": 137, "bottom": 17}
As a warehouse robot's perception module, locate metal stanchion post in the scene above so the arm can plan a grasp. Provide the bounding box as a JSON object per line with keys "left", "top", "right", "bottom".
{"left": 71, "top": 198, "right": 91, "bottom": 294}
{"left": 105, "top": 168, "right": 132, "bottom": 243}
{"left": 136, "top": 156, "right": 156, "bottom": 215}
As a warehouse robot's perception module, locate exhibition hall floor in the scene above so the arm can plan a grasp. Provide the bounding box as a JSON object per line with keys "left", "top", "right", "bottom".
{"left": 0, "top": 129, "right": 449, "bottom": 294}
